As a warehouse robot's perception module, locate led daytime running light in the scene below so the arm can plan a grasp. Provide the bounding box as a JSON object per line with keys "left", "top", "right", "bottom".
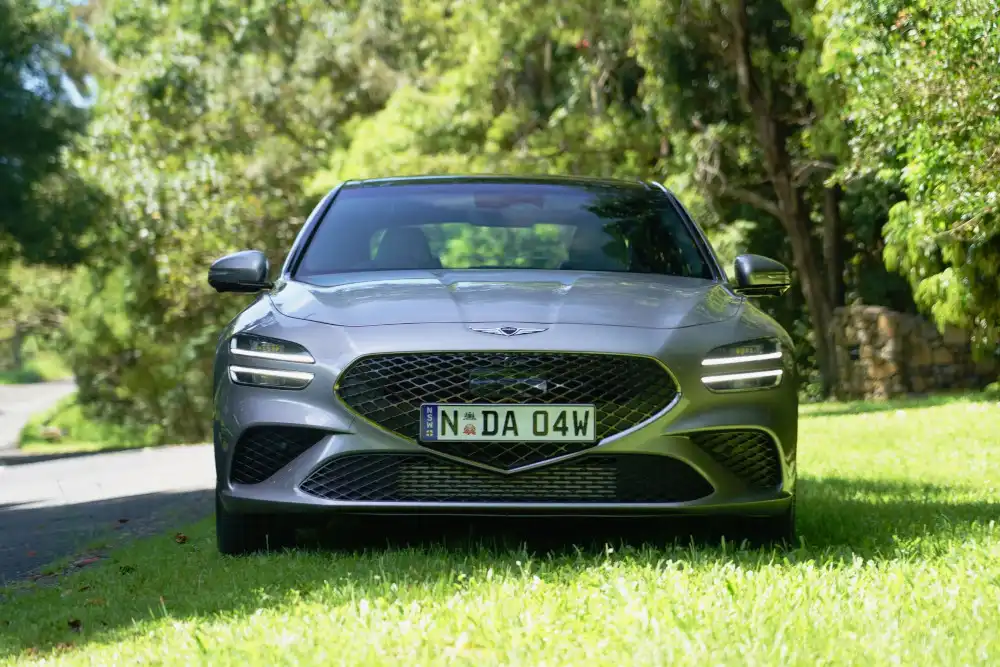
{"left": 701, "top": 351, "right": 782, "bottom": 366}
{"left": 230, "top": 337, "right": 314, "bottom": 364}
{"left": 229, "top": 365, "right": 314, "bottom": 385}
{"left": 701, "top": 369, "right": 783, "bottom": 384}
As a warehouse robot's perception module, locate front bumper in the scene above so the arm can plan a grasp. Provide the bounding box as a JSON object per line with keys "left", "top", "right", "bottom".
{"left": 216, "top": 390, "right": 797, "bottom": 519}
{"left": 214, "top": 319, "right": 798, "bottom": 518}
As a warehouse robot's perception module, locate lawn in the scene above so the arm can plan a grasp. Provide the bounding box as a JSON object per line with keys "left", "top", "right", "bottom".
{"left": 0, "top": 350, "right": 71, "bottom": 385}
{"left": 1, "top": 395, "right": 998, "bottom": 665}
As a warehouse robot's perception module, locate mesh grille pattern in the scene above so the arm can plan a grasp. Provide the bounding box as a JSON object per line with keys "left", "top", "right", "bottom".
{"left": 687, "top": 430, "right": 782, "bottom": 490}
{"left": 299, "top": 453, "right": 713, "bottom": 503}
{"left": 230, "top": 426, "right": 328, "bottom": 484}
{"left": 424, "top": 441, "right": 595, "bottom": 470}
{"left": 335, "top": 352, "right": 679, "bottom": 467}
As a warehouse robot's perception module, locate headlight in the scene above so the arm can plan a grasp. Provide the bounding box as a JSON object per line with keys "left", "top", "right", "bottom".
{"left": 701, "top": 338, "right": 782, "bottom": 366}
{"left": 229, "top": 365, "right": 314, "bottom": 390}
{"left": 230, "top": 334, "right": 314, "bottom": 364}
{"left": 701, "top": 338, "right": 784, "bottom": 392}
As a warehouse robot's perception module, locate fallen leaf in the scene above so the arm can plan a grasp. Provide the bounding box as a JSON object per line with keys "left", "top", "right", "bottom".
{"left": 68, "top": 619, "right": 82, "bottom": 633}
{"left": 55, "top": 642, "right": 75, "bottom": 651}
{"left": 85, "top": 597, "right": 106, "bottom": 607}
{"left": 174, "top": 533, "right": 188, "bottom": 544}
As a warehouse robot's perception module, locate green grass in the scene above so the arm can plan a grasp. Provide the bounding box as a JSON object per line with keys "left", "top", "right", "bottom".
{"left": 2, "top": 395, "right": 999, "bottom": 665}
{"left": 19, "top": 394, "right": 164, "bottom": 453}
{"left": 0, "top": 350, "right": 72, "bottom": 385}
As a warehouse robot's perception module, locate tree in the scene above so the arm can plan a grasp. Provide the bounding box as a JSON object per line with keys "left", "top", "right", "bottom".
{"left": 60, "top": 0, "right": 415, "bottom": 440}
{"left": 0, "top": 0, "right": 101, "bottom": 266}
{"left": 632, "top": 0, "right": 845, "bottom": 395}
{"left": 314, "top": 0, "right": 665, "bottom": 187}
{"left": 820, "top": 0, "right": 1000, "bottom": 357}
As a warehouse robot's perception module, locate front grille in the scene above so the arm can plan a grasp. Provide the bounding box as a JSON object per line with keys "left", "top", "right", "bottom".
{"left": 335, "top": 352, "right": 679, "bottom": 467}
{"left": 299, "top": 453, "right": 713, "bottom": 503}
{"left": 424, "top": 441, "right": 595, "bottom": 470}
{"left": 687, "top": 430, "right": 782, "bottom": 490}
{"left": 230, "top": 426, "right": 328, "bottom": 484}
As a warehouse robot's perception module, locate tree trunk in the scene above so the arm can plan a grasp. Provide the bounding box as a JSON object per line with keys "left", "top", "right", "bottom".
{"left": 823, "top": 182, "right": 845, "bottom": 308}
{"left": 729, "top": 0, "right": 839, "bottom": 397}
{"left": 780, "top": 187, "right": 839, "bottom": 398}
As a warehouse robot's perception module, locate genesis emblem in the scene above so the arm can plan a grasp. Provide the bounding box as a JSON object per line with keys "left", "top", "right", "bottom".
{"left": 469, "top": 326, "right": 548, "bottom": 337}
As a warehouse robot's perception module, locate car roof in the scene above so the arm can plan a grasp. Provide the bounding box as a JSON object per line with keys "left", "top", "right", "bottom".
{"left": 340, "top": 174, "right": 655, "bottom": 191}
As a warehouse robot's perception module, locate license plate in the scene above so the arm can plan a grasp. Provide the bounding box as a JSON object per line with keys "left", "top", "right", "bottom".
{"left": 419, "top": 404, "right": 597, "bottom": 442}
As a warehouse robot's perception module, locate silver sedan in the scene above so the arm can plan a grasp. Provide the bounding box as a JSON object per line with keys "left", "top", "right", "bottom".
{"left": 208, "top": 175, "right": 798, "bottom": 555}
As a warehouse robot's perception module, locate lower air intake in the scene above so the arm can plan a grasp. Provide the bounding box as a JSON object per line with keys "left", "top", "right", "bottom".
{"left": 230, "top": 426, "right": 328, "bottom": 484}
{"left": 686, "top": 429, "right": 782, "bottom": 490}
{"left": 299, "top": 453, "right": 714, "bottom": 503}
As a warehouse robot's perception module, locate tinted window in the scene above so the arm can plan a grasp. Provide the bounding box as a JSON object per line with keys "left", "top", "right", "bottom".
{"left": 295, "top": 183, "right": 714, "bottom": 279}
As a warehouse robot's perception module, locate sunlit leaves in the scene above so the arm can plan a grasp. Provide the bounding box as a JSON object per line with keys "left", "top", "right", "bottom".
{"left": 61, "top": 0, "right": 409, "bottom": 441}
{"left": 822, "top": 0, "right": 1000, "bottom": 354}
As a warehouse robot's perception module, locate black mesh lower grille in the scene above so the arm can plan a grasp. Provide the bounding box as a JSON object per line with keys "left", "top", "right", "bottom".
{"left": 421, "top": 441, "right": 595, "bottom": 471}
{"left": 231, "top": 426, "right": 328, "bottom": 484}
{"left": 299, "top": 453, "right": 713, "bottom": 503}
{"left": 686, "top": 430, "right": 782, "bottom": 490}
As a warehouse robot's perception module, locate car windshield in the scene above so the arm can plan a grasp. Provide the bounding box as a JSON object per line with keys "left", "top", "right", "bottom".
{"left": 294, "top": 182, "right": 714, "bottom": 279}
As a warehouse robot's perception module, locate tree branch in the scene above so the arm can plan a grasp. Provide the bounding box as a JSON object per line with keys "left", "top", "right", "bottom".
{"left": 793, "top": 159, "right": 836, "bottom": 186}
{"left": 721, "top": 185, "right": 783, "bottom": 220}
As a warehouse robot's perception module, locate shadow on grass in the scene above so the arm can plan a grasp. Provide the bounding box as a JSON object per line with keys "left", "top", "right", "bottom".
{"left": 1, "top": 473, "right": 997, "bottom": 659}
{"left": 801, "top": 390, "right": 997, "bottom": 419}
{"left": 298, "top": 474, "right": 997, "bottom": 556}
{"left": 0, "top": 490, "right": 213, "bottom": 585}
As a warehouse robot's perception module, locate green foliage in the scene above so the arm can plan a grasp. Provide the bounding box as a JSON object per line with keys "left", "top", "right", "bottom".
{"left": 11, "top": 0, "right": 991, "bottom": 439}
{"left": 0, "top": 263, "right": 74, "bottom": 380}
{"left": 19, "top": 393, "right": 161, "bottom": 450}
{"left": 314, "top": 1, "right": 663, "bottom": 189}
{"left": 0, "top": 0, "right": 101, "bottom": 265}
{"left": 0, "top": 349, "right": 70, "bottom": 385}
{"left": 58, "top": 0, "right": 416, "bottom": 441}
{"left": 821, "top": 0, "right": 1000, "bottom": 355}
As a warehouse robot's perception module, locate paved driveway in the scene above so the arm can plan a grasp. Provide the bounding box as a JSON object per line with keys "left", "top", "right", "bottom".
{"left": 0, "top": 383, "right": 215, "bottom": 582}
{"left": 0, "top": 379, "right": 76, "bottom": 450}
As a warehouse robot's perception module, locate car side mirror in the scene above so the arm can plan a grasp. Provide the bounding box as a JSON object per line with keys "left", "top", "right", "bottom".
{"left": 208, "top": 250, "right": 273, "bottom": 293}
{"left": 732, "top": 254, "right": 790, "bottom": 298}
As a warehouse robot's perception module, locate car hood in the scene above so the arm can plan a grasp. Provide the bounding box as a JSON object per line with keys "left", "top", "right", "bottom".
{"left": 270, "top": 270, "right": 742, "bottom": 329}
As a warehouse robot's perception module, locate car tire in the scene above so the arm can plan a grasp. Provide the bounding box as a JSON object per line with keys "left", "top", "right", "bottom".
{"left": 720, "top": 497, "right": 797, "bottom": 548}
{"left": 215, "top": 492, "right": 297, "bottom": 556}
{"left": 746, "top": 497, "right": 797, "bottom": 547}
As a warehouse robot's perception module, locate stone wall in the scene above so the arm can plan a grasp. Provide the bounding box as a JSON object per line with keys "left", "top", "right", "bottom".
{"left": 832, "top": 305, "right": 998, "bottom": 400}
